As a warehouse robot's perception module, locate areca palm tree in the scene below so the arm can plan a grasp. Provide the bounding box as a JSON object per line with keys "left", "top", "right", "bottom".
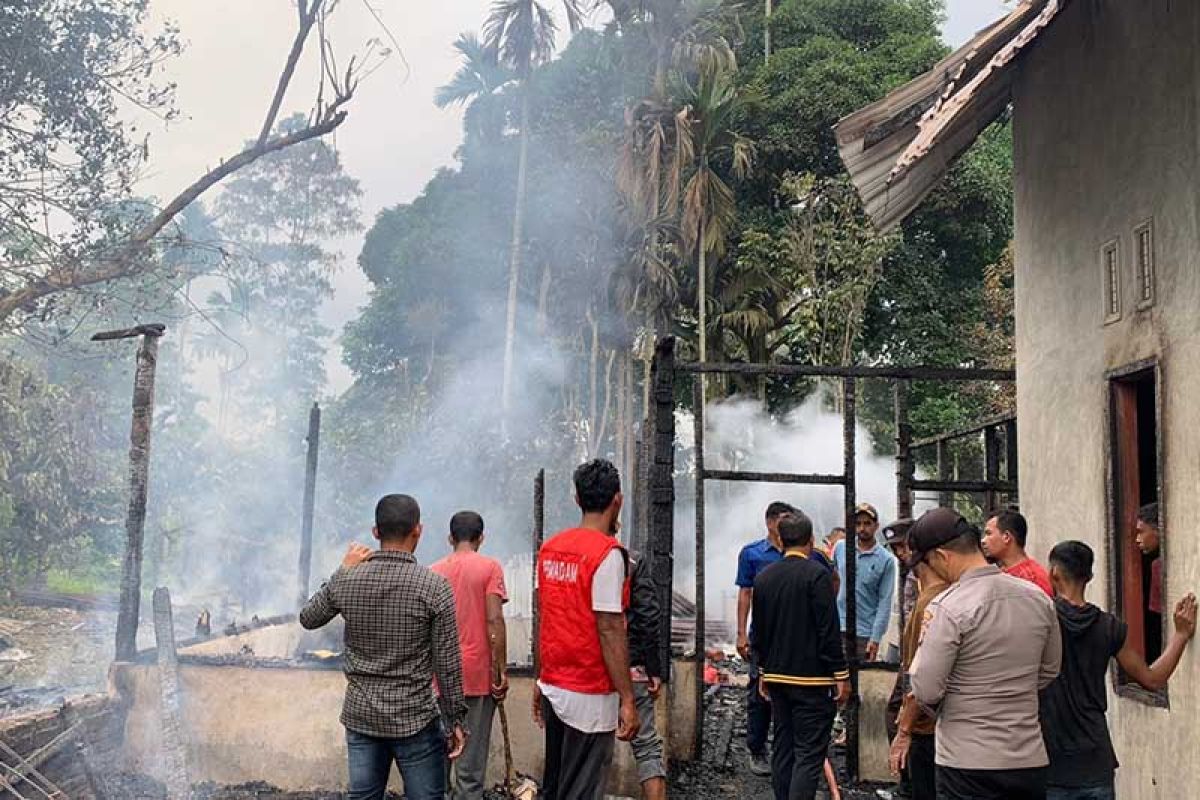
{"left": 483, "top": 0, "right": 588, "bottom": 421}
{"left": 434, "top": 32, "right": 514, "bottom": 146}
{"left": 677, "top": 65, "right": 754, "bottom": 364}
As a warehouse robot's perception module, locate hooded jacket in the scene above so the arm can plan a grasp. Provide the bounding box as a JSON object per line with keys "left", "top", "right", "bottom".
{"left": 1039, "top": 598, "right": 1127, "bottom": 788}
{"left": 627, "top": 551, "right": 663, "bottom": 679}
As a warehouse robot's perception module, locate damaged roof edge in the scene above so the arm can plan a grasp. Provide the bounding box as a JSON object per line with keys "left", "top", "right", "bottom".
{"left": 834, "top": 0, "right": 1063, "bottom": 232}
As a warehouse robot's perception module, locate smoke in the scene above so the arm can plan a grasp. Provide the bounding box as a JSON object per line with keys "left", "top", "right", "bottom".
{"left": 672, "top": 392, "right": 912, "bottom": 622}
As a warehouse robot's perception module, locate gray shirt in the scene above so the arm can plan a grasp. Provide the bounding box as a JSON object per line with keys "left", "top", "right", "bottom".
{"left": 910, "top": 564, "right": 1061, "bottom": 770}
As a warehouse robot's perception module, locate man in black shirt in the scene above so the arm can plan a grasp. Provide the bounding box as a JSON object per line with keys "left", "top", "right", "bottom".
{"left": 753, "top": 511, "right": 849, "bottom": 800}
{"left": 1041, "top": 540, "right": 1196, "bottom": 799}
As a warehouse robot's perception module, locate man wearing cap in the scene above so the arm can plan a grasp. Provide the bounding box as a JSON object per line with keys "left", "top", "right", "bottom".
{"left": 908, "top": 508, "right": 1061, "bottom": 800}
{"left": 832, "top": 503, "right": 897, "bottom": 662}
{"left": 887, "top": 524, "right": 949, "bottom": 800}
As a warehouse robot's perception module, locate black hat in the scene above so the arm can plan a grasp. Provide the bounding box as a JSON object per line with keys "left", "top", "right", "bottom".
{"left": 905, "top": 508, "right": 975, "bottom": 569}
{"left": 883, "top": 518, "right": 914, "bottom": 547}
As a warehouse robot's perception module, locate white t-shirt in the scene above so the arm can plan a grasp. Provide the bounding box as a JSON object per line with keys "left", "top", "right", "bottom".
{"left": 539, "top": 548, "right": 624, "bottom": 733}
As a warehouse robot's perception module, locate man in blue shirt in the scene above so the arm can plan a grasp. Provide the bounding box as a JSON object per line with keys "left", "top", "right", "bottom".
{"left": 736, "top": 501, "right": 803, "bottom": 775}
{"left": 832, "top": 503, "right": 897, "bottom": 662}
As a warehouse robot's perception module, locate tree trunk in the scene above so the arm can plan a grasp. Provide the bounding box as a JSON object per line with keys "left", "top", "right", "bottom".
{"left": 698, "top": 219, "right": 708, "bottom": 365}
{"left": 296, "top": 403, "right": 321, "bottom": 608}
{"left": 501, "top": 86, "right": 532, "bottom": 422}
{"left": 115, "top": 333, "right": 162, "bottom": 662}
{"left": 764, "top": 0, "right": 773, "bottom": 63}
{"left": 537, "top": 262, "right": 552, "bottom": 336}
{"left": 587, "top": 309, "right": 599, "bottom": 454}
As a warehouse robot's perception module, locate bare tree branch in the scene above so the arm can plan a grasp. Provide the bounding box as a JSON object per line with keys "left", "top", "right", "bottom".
{"left": 258, "top": 0, "right": 323, "bottom": 147}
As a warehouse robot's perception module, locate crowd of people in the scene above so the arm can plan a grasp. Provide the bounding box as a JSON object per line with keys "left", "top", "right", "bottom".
{"left": 296, "top": 456, "right": 1195, "bottom": 800}
{"left": 299, "top": 459, "right": 663, "bottom": 800}
{"left": 735, "top": 502, "right": 1196, "bottom": 800}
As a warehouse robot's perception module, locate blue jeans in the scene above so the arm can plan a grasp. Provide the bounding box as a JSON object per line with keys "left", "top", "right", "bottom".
{"left": 346, "top": 720, "right": 447, "bottom": 800}
{"left": 747, "top": 662, "right": 771, "bottom": 756}
{"left": 1046, "top": 786, "right": 1115, "bottom": 800}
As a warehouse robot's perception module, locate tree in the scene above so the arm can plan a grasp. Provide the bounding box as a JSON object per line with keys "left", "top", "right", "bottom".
{"left": 0, "top": 0, "right": 363, "bottom": 330}
{"left": 677, "top": 65, "right": 754, "bottom": 363}
{"left": 483, "top": 0, "right": 588, "bottom": 421}
{"left": 435, "top": 33, "right": 516, "bottom": 148}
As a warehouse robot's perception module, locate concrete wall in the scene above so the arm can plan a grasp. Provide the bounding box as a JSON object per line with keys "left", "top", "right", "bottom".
{"left": 117, "top": 659, "right": 695, "bottom": 796}
{"left": 1012, "top": 3, "right": 1200, "bottom": 797}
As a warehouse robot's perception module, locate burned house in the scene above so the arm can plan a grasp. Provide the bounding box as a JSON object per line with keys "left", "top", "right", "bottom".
{"left": 836, "top": 1, "right": 1200, "bottom": 796}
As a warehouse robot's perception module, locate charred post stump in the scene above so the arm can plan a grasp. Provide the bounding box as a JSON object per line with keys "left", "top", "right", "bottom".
{"left": 93, "top": 323, "right": 166, "bottom": 663}
{"left": 297, "top": 402, "right": 322, "bottom": 608}
{"left": 152, "top": 587, "right": 190, "bottom": 800}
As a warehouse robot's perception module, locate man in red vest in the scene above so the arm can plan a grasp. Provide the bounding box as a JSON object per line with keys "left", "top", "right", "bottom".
{"left": 534, "top": 459, "right": 640, "bottom": 800}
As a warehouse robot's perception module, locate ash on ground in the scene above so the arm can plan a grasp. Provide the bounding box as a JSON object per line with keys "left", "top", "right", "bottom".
{"left": 670, "top": 679, "right": 889, "bottom": 800}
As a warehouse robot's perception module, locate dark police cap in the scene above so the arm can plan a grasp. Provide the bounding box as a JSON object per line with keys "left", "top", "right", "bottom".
{"left": 882, "top": 518, "right": 914, "bottom": 547}
{"left": 905, "top": 508, "right": 975, "bottom": 568}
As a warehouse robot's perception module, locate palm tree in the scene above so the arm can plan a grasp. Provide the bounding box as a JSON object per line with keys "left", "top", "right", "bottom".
{"left": 483, "top": 0, "right": 588, "bottom": 422}
{"left": 434, "top": 32, "right": 515, "bottom": 146}
{"left": 677, "top": 65, "right": 754, "bottom": 364}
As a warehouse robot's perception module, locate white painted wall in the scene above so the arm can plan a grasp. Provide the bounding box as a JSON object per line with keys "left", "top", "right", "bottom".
{"left": 1012, "top": 2, "right": 1200, "bottom": 797}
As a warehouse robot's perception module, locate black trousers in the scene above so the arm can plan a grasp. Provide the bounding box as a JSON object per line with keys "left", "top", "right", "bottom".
{"left": 541, "top": 696, "right": 614, "bottom": 800}
{"left": 937, "top": 764, "right": 1047, "bottom": 800}
{"left": 768, "top": 685, "right": 836, "bottom": 800}
{"left": 909, "top": 734, "right": 936, "bottom": 800}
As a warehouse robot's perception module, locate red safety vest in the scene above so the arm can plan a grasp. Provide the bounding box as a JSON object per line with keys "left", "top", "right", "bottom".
{"left": 537, "top": 527, "right": 628, "bottom": 693}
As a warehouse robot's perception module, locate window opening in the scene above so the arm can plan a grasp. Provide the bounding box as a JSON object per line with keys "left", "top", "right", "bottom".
{"left": 1102, "top": 240, "right": 1121, "bottom": 323}
{"left": 1110, "top": 366, "right": 1165, "bottom": 703}
{"left": 1135, "top": 221, "right": 1155, "bottom": 308}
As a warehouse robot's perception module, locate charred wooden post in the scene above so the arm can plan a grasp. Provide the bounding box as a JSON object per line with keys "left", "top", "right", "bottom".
{"left": 152, "top": 587, "right": 190, "bottom": 800}
{"left": 1005, "top": 418, "right": 1019, "bottom": 489}
{"left": 93, "top": 323, "right": 166, "bottom": 663}
{"left": 691, "top": 377, "right": 706, "bottom": 760}
{"left": 532, "top": 468, "right": 545, "bottom": 672}
{"left": 984, "top": 424, "right": 1001, "bottom": 512}
{"left": 296, "top": 402, "right": 321, "bottom": 608}
{"left": 935, "top": 439, "right": 952, "bottom": 507}
{"left": 843, "top": 376, "right": 861, "bottom": 785}
{"left": 648, "top": 338, "right": 676, "bottom": 684}
{"left": 894, "top": 380, "right": 913, "bottom": 520}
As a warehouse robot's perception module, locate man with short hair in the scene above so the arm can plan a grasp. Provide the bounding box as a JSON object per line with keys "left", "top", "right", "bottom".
{"left": 824, "top": 527, "right": 846, "bottom": 560}
{"left": 887, "top": 526, "right": 949, "bottom": 800}
{"left": 535, "top": 459, "right": 639, "bottom": 800}
{"left": 1135, "top": 502, "right": 1165, "bottom": 657}
{"left": 300, "top": 494, "right": 467, "bottom": 800}
{"left": 833, "top": 503, "right": 896, "bottom": 662}
{"left": 431, "top": 511, "right": 509, "bottom": 800}
{"left": 982, "top": 509, "right": 1053, "bottom": 597}
{"left": 909, "top": 507, "right": 1061, "bottom": 800}
{"left": 753, "top": 511, "right": 849, "bottom": 800}
{"left": 1041, "top": 540, "right": 1196, "bottom": 799}
{"left": 626, "top": 550, "right": 667, "bottom": 800}
{"left": 736, "top": 501, "right": 800, "bottom": 775}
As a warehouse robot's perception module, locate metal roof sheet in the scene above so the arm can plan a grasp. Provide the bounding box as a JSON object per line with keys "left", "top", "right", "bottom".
{"left": 834, "top": 0, "right": 1065, "bottom": 231}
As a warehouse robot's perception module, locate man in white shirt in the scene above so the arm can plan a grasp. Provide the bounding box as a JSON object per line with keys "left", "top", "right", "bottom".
{"left": 534, "top": 459, "right": 639, "bottom": 800}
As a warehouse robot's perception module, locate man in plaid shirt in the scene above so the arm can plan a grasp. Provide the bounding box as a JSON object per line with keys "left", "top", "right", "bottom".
{"left": 301, "top": 494, "right": 468, "bottom": 800}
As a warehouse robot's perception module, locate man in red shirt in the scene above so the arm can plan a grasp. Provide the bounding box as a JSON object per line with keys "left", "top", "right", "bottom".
{"left": 982, "top": 509, "right": 1053, "bottom": 597}
{"left": 534, "top": 459, "right": 639, "bottom": 800}
{"left": 431, "top": 511, "right": 508, "bottom": 800}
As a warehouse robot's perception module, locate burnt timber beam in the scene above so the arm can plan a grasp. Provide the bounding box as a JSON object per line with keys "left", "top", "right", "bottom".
{"left": 691, "top": 377, "right": 706, "bottom": 761}
{"left": 910, "top": 412, "right": 1018, "bottom": 449}
{"left": 532, "top": 469, "right": 545, "bottom": 673}
{"left": 894, "top": 380, "right": 914, "bottom": 520}
{"left": 296, "top": 402, "right": 321, "bottom": 608}
{"left": 842, "top": 377, "right": 860, "bottom": 784}
{"left": 911, "top": 479, "right": 1018, "bottom": 494}
{"left": 678, "top": 362, "right": 1015, "bottom": 382}
{"left": 701, "top": 469, "right": 845, "bottom": 486}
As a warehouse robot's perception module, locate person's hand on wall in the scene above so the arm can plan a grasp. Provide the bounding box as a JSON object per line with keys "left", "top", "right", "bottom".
{"left": 341, "top": 543, "right": 373, "bottom": 568}
{"left": 1174, "top": 593, "right": 1197, "bottom": 639}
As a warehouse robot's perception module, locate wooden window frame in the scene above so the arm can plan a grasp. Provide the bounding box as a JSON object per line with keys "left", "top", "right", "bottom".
{"left": 1134, "top": 219, "right": 1156, "bottom": 310}
{"left": 1102, "top": 238, "right": 1122, "bottom": 324}
{"left": 1105, "top": 358, "right": 1168, "bottom": 708}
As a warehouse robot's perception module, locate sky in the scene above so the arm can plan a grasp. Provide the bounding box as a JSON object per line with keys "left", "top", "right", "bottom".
{"left": 139, "top": 0, "right": 1011, "bottom": 395}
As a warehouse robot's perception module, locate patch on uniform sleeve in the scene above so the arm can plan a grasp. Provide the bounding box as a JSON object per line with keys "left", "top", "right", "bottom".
{"left": 918, "top": 608, "right": 936, "bottom": 645}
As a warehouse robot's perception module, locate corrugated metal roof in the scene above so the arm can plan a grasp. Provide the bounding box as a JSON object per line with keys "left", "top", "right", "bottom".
{"left": 834, "top": 0, "right": 1065, "bottom": 231}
